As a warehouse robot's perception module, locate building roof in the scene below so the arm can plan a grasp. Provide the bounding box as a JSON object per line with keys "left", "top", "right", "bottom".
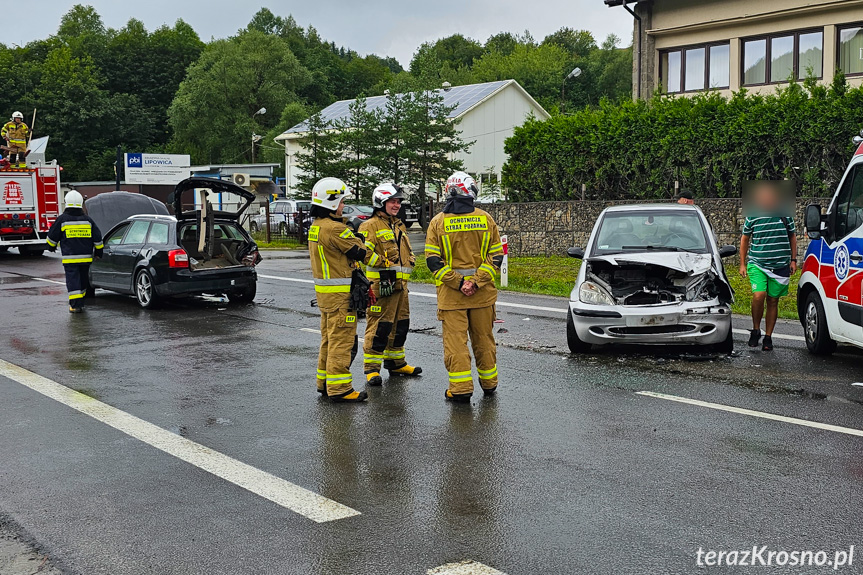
{"left": 276, "top": 79, "right": 547, "bottom": 140}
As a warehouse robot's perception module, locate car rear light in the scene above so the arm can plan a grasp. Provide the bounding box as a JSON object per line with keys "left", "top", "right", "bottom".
{"left": 358, "top": 215, "right": 370, "bottom": 220}
{"left": 168, "top": 248, "right": 189, "bottom": 268}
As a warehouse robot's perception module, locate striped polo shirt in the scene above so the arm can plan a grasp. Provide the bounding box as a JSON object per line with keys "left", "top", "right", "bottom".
{"left": 742, "top": 216, "right": 795, "bottom": 270}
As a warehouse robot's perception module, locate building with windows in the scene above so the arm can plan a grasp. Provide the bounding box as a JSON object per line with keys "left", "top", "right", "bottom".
{"left": 606, "top": 0, "right": 863, "bottom": 98}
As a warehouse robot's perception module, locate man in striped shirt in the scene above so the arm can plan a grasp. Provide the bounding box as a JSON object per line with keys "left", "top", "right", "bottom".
{"left": 739, "top": 214, "right": 797, "bottom": 351}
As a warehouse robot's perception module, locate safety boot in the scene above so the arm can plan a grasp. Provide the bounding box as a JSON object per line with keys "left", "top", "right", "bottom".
{"left": 445, "top": 389, "right": 471, "bottom": 403}
{"left": 330, "top": 389, "right": 368, "bottom": 403}
{"left": 69, "top": 306, "right": 84, "bottom": 314}
{"left": 316, "top": 385, "right": 327, "bottom": 395}
{"left": 482, "top": 386, "right": 497, "bottom": 396}
{"left": 366, "top": 372, "right": 383, "bottom": 386}
{"left": 388, "top": 365, "right": 422, "bottom": 377}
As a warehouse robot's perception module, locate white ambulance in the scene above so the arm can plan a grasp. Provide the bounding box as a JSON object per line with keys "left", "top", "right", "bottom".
{"left": 799, "top": 130, "right": 863, "bottom": 354}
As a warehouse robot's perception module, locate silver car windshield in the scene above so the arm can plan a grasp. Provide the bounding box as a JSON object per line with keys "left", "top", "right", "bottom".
{"left": 592, "top": 211, "right": 709, "bottom": 255}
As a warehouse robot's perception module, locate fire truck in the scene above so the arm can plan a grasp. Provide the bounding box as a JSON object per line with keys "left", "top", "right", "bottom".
{"left": 0, "top": 136, "right": 61, "bottom": 256}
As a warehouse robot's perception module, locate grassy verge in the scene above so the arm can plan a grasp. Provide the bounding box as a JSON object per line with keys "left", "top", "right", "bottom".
{"left": 251, "top": 233, "right": 304, "bottom": 250}
{"left": 410, "top": 255, "right": 801, "bottom": 320}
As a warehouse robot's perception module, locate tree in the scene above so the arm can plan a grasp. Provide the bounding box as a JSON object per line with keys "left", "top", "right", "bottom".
{"left": 542, "top": 28, "right": 596, "bottom": 60}
{"left": 294, "top": 112, "right": 341, "bottom": 194}
{"left": 471, "top": 43, "right": 571, "bottom": 110}
{"left": 334, "top": 97, "right": 379, "bottom": 202}
{"left": 168, "top": 30, "right": 312, "bottom": 164}
{"left": 409, "top": 35, "right": 484, "bottom": 75}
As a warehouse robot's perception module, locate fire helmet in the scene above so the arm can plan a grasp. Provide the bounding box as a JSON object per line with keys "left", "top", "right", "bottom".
{"left": 371, "top": 183, "right": 405, "bottom": 209}
{"left": 64, "top": 190, "right": 84, "bottom": 208}
{"left": 11, "top": 111, "right": 23, "bottom": 120}
{"left": 446, "top": 171, "right": 479, "bottom": 199}
{"left": 311, "top": 177, "right": 351, "bottom": 211}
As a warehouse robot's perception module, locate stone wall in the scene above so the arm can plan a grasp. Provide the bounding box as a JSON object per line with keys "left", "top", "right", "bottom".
{"left": 449, "top": 198, "right": 832, "bottom": 262}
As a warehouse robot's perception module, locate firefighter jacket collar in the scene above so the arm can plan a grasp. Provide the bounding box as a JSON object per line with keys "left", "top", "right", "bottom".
{"left": 443, "top": 195, "right": 475, "bottom": 214}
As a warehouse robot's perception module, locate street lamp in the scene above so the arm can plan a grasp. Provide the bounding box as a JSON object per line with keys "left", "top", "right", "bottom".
{"left": 251, "top": 107, "right": 267, "bottom": 163}
{"left": 561, "top": 67, "right": 582, "bottom": 115}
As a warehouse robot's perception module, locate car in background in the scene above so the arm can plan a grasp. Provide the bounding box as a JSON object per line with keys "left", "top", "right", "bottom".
{"left": 399, "top": 201, "right": 419, "bottom": 228}
{"left": 249, "top": 199, "right": 312, "bottom": 235}
{"left": 342, "top": 204, "right": 374, "bottom": 232}
{"left": 566, "top": 204, "right": 737, "bottom": 353}
{"left": 89, "top": 178, "right": 261, "bottom": 309}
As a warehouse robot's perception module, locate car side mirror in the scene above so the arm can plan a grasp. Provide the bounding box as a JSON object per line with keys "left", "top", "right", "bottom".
{"left": 567, "top": 246, "right": 585, "bottom": 259}
{"left": 718, "top": 245, "right": 737, "bottom": 258}
{"left": 805, "top": 204, "right": 823, "bottom": 240}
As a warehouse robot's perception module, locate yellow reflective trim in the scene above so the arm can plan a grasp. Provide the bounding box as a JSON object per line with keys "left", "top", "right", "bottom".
{"left": 442, "top": 235, "right": 452, "bottom": 265}
{"left": 64, "top": 228, "right": 91, "bottom": 239}
{"left": 490, "top": 243, "right": 503, "bottom": 252}
{"left": 368, "top": 253, "right": 380, "bottom": 267}
{"left": 314, "top": 285, "right": 350, "bottom": 293}
{"left": 366, "top": 271, "right": 381, "bottom": 279}
{"left": 448, "top": 370, "right": 472, "bottom": 377}
{"left": 481, "top": 232, "right": 490, "bottom": 259}
{"left": 425, "top": 244, "right": 441, "bottom": 254}
{"left": 364, "top": 241, "right": 376, "bottom": 250}
{"left": 339, "top": 228, "right": 354, "bottom": 239}
{"left": 376, "top": 229, "right": 395, "bottom": 240}
{"left": 61, "top": 222, "right": 91, "bottom": 230}
{"left": 318, "top": 245, "right": 329, "bottom": 279}
{"left": 448, "top": 376, "right": 473, "bottom": 383}
{"left": 93, "top": 243, "right": 104, "bottom": 249}
{"left": 68, "top": 293, "right": 86, "bottom": 300}
{"left": 62, "top": 257, "right": 93, "bottom": 264}
{"left": 444, "top": 215, "right": 488, "bottom": 233}
{"left": 46, "top": 238, "right": 57, "bottom": 247}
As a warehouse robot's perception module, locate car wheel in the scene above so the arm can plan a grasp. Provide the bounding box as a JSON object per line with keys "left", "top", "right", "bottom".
{"left": 712, "top": 327, "right": 734, "bottom": 354}
{"left": 279, "top": 223, "right": 288, "bottom": 236}
{"left": 250, "top": 222, "right": 259, "bottom": 233}
{"left": 227, "top": 282, "right": 256, "bottom": 304}
{"left": 566, "top": 312, "right": 591, "bottom": 353}
{"left": 803, "top": 291, "right": 836, "bottom": 355}
{"left": 134, "top": 270, "right": 159, "bottom": 309}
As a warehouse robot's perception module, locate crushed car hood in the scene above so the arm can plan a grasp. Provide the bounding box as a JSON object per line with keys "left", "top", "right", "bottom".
{"left": 588, "top": 252, "right": 714, "bottom": 275}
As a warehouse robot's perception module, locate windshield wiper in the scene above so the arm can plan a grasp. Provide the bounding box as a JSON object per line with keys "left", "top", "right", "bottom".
{"left": 621, "top": 245, "right": 683, "bottom": 252}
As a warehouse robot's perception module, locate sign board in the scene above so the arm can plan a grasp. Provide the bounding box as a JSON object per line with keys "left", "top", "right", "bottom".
{"left": 500, "top": 235, "right": 509, "bottom": 287}
{"left": 0, "top": 175, "right": 35, "bottom": 210}
{"left": 125, "top": 153, "right": 191, "bottom": 185}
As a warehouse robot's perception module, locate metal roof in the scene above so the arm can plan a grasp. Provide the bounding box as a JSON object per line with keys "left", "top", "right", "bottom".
{"left": 278, "top": 80, "right": 515, "bottom": 138}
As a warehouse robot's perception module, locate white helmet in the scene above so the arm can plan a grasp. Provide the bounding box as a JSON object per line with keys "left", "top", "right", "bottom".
{"left": 371, "top": 183, "right": 405, "bottom": 209}
{"left": 446, "top": 171, "right": 479, "bottom": 198}
{"left": 11, "top": 111, "right": 23, "bottom": 120}
{"left": 311, "top": 177, "right": 351, "bottom": 211}
{"left": 64, "top": 190, "right": 83, "bottom": 208}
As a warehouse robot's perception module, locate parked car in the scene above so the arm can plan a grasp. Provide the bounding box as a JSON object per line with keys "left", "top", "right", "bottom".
{"left": 798, "top": 130, "right": 863, "bottom": 354}
{"left": 89, "top": 178, "right": 261, "bottom": 309}
{"left": 249, "top": 199, "right": 312, "bottom": 235}
{"left": 399, "top": 201, "right": 419, "bottom": 228}
{"left": 566, "top": 204, "right": 737, "bottom": 353}
{"left": 341, "top": 204, "right": 374, "bottom": 232}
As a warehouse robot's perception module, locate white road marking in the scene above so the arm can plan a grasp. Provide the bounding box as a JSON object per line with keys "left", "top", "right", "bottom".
{"left": 259, "top": 272, "right": 807, "bottom": 339}
{"left": 732, "top": 328, "right": 805, "bottom": 342}
{"left": 0, "top": 358, "right": 360, "bottom": 523}
{"left": 428, "top": 560, "right": 508, "bottom": 575}
{"left": 33, "top": 277, "right": 65, "bottom": 285}
{"left": 637, "top": 391, "right": 863, "bottom": 438}
{"left": 300, "top": 328, "right": 321, "bottom": 334}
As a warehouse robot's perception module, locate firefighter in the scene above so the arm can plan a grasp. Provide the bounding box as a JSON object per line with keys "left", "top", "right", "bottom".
{"left": 309, "top": 177, "right": 379, "bottom": 403}
{"left": 46, "top": 190, "right": 103, "bottom": 313}
{"left": 359, "top": 183, "right": 422, "bottom": 386}
{"left": 1, "top": 112, "right": 29, "bottom": 168}
{"left": 425, "top": 172, "right": 504, "bottom": 402}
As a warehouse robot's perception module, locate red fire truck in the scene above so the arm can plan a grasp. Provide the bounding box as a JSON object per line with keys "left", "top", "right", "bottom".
{"left": 0, "top": 138, "right": 61, "bottom": 256}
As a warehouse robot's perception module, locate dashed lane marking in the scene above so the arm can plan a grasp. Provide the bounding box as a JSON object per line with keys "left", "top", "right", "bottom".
{"left": 0, "top": 358, "right": 360, "bottom": 523}
{"left": 300, "top": 328, "right": 321, "bottom": 334}
{"left": 259, "top": 272, "right": 806, "bottom": 341}
{"left": 428, "top": 560, "right": 508, "bottom": 575}
{"left": 637, "top": 391, "right": 863, "bottom": 438}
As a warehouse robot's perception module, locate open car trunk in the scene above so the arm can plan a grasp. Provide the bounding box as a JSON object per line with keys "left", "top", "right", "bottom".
{"left": 169, "top": 177, "right": 259, "bottom": 272}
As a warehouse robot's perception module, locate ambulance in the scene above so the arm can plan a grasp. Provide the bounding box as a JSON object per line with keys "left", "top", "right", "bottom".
{"left": 799, "top": 129, "right": 863, "bottom": 354}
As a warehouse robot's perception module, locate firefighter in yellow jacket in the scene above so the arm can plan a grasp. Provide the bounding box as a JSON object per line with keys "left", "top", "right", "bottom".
{"left": 309, "top": 177, "right": 379, "bottom": 403}
{"left": 1, "top": 112, "right": 29, "bottom": 168}
{"left": 358, "top": 183, "right": 422, "bottom": 386}
{"left": 425, "top": 172, "right": 504, "bottom": 402}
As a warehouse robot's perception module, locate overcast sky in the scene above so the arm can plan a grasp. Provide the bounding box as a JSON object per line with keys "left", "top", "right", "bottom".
{"left": 8, "top": 1, "right": 634, "bottom": 66}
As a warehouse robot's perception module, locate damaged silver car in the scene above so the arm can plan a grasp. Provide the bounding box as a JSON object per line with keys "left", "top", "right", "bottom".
{"left": 566, "top": 204, "right": 737, "bottom": 353}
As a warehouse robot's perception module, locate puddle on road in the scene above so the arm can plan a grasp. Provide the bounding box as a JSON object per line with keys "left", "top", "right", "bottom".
{"left": 65, "top": 357, "right": 93, "bottom": 371}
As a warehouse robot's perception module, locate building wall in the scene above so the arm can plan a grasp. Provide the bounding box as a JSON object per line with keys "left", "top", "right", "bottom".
{"left": 455, "top": 83, "right": 550, "bottom": 182}
{"left": 462, "top": 197, "right": 830, "bottom": 263}
{"left": 630, "top": 0, "right": 863, "bottom": 97}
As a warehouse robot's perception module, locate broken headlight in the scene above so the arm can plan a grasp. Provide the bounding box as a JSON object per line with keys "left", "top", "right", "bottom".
{"left": 579, "top": 281, "right": 615, "bottom": 306}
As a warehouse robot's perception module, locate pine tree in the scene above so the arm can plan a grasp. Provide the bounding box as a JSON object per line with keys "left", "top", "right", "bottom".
{"left": 294, "top": 112, "right": 340, "bottom": 194}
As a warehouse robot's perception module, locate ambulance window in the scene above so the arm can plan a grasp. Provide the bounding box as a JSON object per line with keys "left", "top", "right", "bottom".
{"left": 835, "top": 166, "right": 863, "bottom": 238}
{"left": 122, "top": 220, "right": 150, "bottom": 244}
{"left": 105, "top": 223, "right": 130, "bottom": 246}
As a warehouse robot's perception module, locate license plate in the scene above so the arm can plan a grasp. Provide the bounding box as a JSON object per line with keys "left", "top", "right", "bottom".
{"left": 625, "top": 314, "right": 676, "bottom": 327}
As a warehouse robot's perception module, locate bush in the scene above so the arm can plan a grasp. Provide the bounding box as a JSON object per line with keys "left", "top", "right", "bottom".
{"left": 503, "top": 76, "right": 863, "bottom": 201}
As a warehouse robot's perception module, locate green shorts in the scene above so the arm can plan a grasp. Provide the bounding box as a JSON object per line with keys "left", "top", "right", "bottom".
{"left": 747, "top": 263, "right": 789, "bottom": 298}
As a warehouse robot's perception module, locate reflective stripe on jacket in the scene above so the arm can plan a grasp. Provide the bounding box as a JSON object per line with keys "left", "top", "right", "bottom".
{"left": 358, "top": 212, "right": 414, "bottom": 290}
{"left": 308, "top": 214, "right": 373, "bottom": 312}
{"left": 46, "top": 210, "right": 103, "bottom": 266}
{"left": 1, "top": 121, "right": 28, "bottom": 142}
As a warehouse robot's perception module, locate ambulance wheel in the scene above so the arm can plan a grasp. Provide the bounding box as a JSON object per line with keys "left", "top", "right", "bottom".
{"left": 566, "top": 312, "right": 591, "bottom": 353}
{"left": 134, "top": 270, "right": 159, "bottom": 309}
{"left": 804, "top": 292, "right": 836, "bottom": 355}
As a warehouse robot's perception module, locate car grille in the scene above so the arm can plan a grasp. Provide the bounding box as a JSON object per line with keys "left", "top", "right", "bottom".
{"left": 607, "top": 325, "right": 696, "bottom": 335}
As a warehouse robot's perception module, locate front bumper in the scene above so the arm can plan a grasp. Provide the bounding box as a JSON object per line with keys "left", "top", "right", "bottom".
{"left": 156, "top": 267, "right": 257, "bottom": 297}
{"left": 570, "top": 300, "right": 732, "bottom": 346}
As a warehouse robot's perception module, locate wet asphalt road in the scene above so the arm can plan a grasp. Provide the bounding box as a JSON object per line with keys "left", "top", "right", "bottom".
{"left": 1, "top": 249, "right": 862, "bottom": 575}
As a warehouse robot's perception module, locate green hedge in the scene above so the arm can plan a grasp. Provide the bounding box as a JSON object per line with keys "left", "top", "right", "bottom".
{"left": 502, "top": 75, "right": 863, "bottom": 201}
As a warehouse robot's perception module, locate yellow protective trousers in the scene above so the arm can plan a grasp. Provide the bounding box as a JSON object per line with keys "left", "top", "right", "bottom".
{"left": 438, "top": 305, "right": 499, "bottom": 395}
{"left": 363, "top": 289, "right": 410, "bottom": 372}
{"left": 316, "top": 306, "right": 359, "bottom": 397}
